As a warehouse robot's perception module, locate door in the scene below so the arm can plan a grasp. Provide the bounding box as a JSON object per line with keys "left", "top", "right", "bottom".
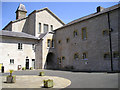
{"left": 26, "top": 59, "right": 29, "bottom": 69}
{"left": 32, "top": 59, "right": 35, "bottom": 69}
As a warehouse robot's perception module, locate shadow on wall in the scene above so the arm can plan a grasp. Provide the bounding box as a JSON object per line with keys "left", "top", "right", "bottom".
{"left": 22, "top": 17, "right": 35, "bottom": 36}
{"left": 44, "top": 33, "right": 59, "bottom": 70}
{"left": 45, "top": 52, "right": 55, "bottom": 69}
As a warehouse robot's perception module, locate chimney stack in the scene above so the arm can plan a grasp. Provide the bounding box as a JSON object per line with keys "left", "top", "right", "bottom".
{"left": 97, "top": 6, "right": 104, "bottom": 13}
{"left": 15, "top": 4, "right": 27, "bottom": 19}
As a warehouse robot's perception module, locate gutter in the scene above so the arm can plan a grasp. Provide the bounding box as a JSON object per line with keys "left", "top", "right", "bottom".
{"left": 107, "top": 12, "right": 113, "bottom": 71}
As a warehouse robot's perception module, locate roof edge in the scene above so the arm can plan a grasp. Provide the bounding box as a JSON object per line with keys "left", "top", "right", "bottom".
{"left": 3, "top": 7, "right": 65, "bottom": 30}
{"left": 36, "top": 7, "right": 65, "bottom": 25}
{"left": 55, "top": 3, "right": 120, "bottom": 31}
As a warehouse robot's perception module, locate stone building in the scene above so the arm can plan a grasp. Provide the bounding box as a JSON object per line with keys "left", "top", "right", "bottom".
{"left": 0, "top": 4, "right": 64, "bottom": 72}
{"left": 0, "top": 3, "right": 119, "bottom": 72}
{"left": 54, "top": 4, "right": 120, "bottom": 71}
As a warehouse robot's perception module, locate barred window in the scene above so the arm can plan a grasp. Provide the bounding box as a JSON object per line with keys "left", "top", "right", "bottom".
{"left": 47, "top": 39, "right": 51, "bottom": 48}
{"left": 18, "top": 43, "right": 22, "bottom": 50}
{"left": 10, "top": 59, "right": 14, "bottom": 64}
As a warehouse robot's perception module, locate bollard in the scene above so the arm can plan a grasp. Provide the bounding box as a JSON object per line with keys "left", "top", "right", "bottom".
{"left": 1, "top": 66, "right": 4, "bottom": 73}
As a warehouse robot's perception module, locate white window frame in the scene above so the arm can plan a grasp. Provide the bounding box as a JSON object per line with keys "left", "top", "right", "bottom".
{"left": 18, "top": 43, "right": 22, "bottom": 50}
{"left": 44, "top": 24, "right": 48, "bottom": 33}
{"left": 38, "top": 23, "right": 41, "bottom": 33}
{"left": 10, "top": 59, "right": 14, "bottom": 64}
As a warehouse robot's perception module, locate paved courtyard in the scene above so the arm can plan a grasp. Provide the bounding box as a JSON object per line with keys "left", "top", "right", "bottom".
{"left": 0, "top": 69, "right": 119, "bottom": 88}
{"left": 2, "top": 75, "right": 71, "bottom": 88}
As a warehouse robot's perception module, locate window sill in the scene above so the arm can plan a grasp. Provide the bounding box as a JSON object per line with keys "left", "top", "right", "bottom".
{"left": 9, "top": 64, "right": 14, "bottom": 65}
{"left": 47, "top": 47, "right": 50, "bottom": 49}
{"left": 104, "top": 58, "right": 110, "bottom": 60}
{"left": 47, "top": 47, "right": 54, "bottom": 49}
{"left": 113, "top": 58, "right": 119, "bottom": 60}
{"left": 82, "top": 39, "right": 87, "bottom": 41}
{"left": 82, "top": 59, "right": 88, "bottom": 60}
{"left": 18, "top": 49, "right": 23, "bottom": 51}
{"left": 74, "top": 58, "right": 79, "bottom": 60}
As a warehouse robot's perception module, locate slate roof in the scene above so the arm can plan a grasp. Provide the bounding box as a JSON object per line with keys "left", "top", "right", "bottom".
{"left": 0, "top": 30, "right": 38, "bottom": 40}
{"left": 16, "top": 4, "right": 27, "bottom": 13}
{"left": 55, "top": 3, "right": 120, "bottom": 31}
{"left": 38, "top": 32, "right": 48, "bottom": 40}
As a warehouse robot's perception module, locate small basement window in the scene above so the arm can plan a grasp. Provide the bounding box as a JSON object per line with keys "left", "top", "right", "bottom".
{"left": 66, "top": 38, "right": 70, "bottom": 43}
{"left": 73, "top": 30, "right": 78, "bottom": 37}
{"left": 62, "top": 56, "right": 65, "bottom": 61}
{"left": 74, "top": 53, "right": 79, "bottom": 60}
{"left": 113, "top": 51, "right": 119, "bottom": 59}
{"left": 104, "top": 53, "right": 110, "bottom": 60}
{"left": 82, "top": 52, "right": 88, "bottom": 60}
{"left": 103, "top": 30, "right": 109, "bottom": 36}
{"left": 58, "top": 40, "right": 61, "bottom": 44}
{"left": 57, "top": 57, "right": 61, "bottom": 64}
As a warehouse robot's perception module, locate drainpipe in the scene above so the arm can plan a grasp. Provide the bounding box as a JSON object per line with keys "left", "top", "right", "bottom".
{"left": 107, "top": 12, "right": 113, "bottom": 71}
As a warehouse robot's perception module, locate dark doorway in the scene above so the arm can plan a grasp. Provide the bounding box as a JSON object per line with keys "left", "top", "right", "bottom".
{"left": 26, "top": 59, "right": 29, "bottom": 69}
{"left": 46, "top": 52, "right": 55, "bottom": 69}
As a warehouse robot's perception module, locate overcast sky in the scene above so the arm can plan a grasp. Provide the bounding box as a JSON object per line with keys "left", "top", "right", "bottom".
{"left": 1, "top": 2, "right": 118, "bottom": 30}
